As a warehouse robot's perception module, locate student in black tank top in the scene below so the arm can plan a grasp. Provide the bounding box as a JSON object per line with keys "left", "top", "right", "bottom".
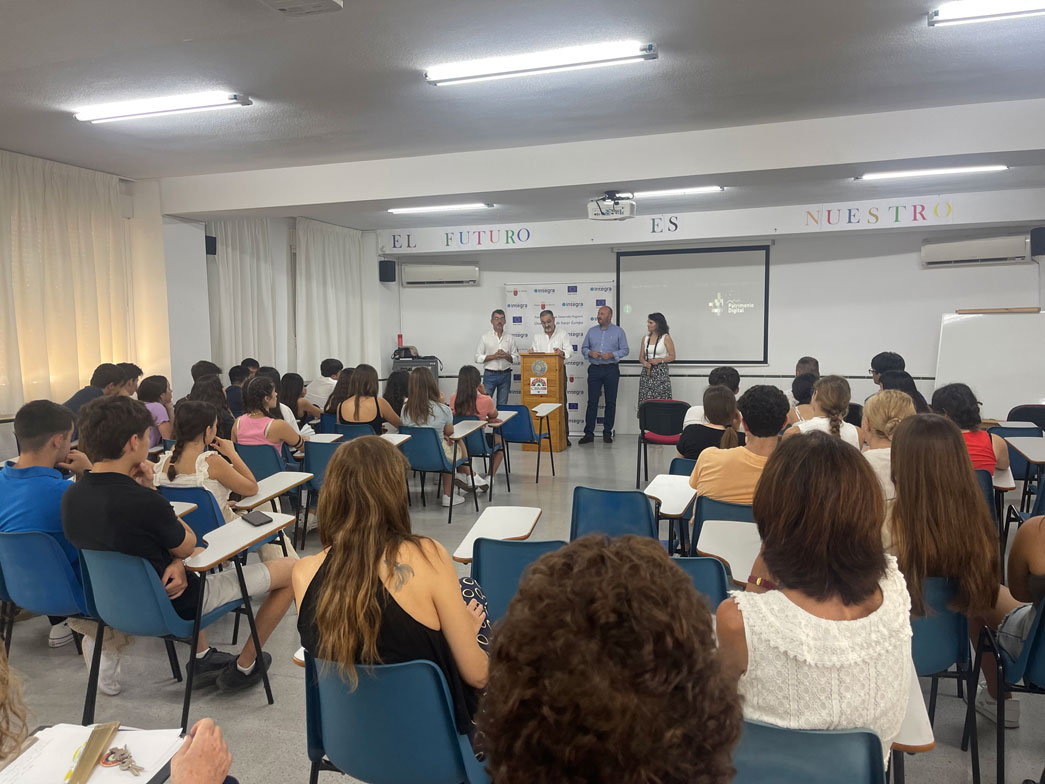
{"left": 336, "top": 364, "right": 402, "bottom": 434}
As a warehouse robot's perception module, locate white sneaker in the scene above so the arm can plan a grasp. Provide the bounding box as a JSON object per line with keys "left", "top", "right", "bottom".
{"left": 441, "top": 492, "right": 466, "bottom": 507}
{"left": 81, "top": 636, "right": 122, "bottom": 696}
{"left": 974, "top": 688, "right": 1020, "bottom": 728}
{"left": 471, "top": 474, "right": 490, "bottom": 489}
{"left": 48, "top": 621, "right": 74, "bottom": 648}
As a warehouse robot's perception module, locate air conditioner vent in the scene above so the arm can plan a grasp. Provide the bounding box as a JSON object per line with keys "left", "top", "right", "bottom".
{"left": 921, "top": 235, "right": 1031, "bottom": 267}
{"left": 400, "top": 264, "right": 480, "bottom": 287}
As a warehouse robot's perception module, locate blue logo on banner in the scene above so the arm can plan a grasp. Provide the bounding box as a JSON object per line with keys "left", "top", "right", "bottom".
{"left": 512, "top": 316, "right": 522, "bottom": 323}
{"left": 596, "top": 299, "right": 606, "bottom": 306}
{"left": 572, "top": 344, "right": 578, "bottom": 351}
{"left": 514, "top": 374, "right": 521, "bottom": 381}
{"left": 568, "top": 403, "right": 578, "bottom": 410}
{"left": 568, "top": 285, "right": 577, "bottom": 293}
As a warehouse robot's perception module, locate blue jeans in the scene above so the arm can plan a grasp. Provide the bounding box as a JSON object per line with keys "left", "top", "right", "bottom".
{"left": 585, "top": 363, "right": 620, "bottom": 437}
{"left": 483, "top": 369, "right": 512, "bottom": 406}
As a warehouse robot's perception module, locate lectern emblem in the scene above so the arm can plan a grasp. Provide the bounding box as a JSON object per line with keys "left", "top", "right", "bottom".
{"left": 531, "top": 360, "right": 548, "bottom": 377}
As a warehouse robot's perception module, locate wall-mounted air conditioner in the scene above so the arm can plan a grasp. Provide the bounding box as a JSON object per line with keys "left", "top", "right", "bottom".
{"left": 922, "top": 230, "right": 1044, "bottom": 268}
{"left": 400, "top": 264, "right": 480, "bottom": 287}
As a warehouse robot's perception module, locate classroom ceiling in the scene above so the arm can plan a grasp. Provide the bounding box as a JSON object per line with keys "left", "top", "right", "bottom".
{"left": 2, "top": 0, "right": 1045, "bottom": 180}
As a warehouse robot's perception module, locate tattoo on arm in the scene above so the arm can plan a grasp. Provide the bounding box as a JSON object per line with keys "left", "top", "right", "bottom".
{"left": 388, "top": 559, "right": 415, "bottom": 592}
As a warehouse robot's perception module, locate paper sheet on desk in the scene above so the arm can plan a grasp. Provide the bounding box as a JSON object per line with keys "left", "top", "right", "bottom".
{"left": 299, "top": 424, "right": 316, "bottom": 437}
{"left": 0, "top": 725, "right": 183, "bottom": 783}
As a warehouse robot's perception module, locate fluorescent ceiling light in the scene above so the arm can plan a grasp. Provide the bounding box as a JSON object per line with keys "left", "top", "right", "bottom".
{"left": 855, "top": 165, "right": 1008, "bottom": 181}
{"left": 929, "top": 1, "right": 1045, "bottom": 26}
{"left": 424, "top": 41, "right": 657, "bottom": 86}
{"left": 633, "top": 186, "right": 724, "bottom": 198}
{"left": 74, "top": 91, "right": 252, "bottom": 123}
{"left": 387, "top": 203, "right": 494, "bottom": 215}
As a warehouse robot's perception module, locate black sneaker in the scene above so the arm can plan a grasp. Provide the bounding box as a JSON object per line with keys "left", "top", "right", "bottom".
{"left": 189, "top": 648, "right": 237, "bottom": 689}
{"left": 216, "top": 651, "right": 272, "bottom": 693}
{"left": 578, "top": 435, "right": 594, "bottom": 444}
{"left": 603, "top": 434, "right": 613, "bottom": 443}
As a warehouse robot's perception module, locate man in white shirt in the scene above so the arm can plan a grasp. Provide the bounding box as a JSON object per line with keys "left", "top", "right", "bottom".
{"left": 475, "top": 308, "right": 519, "bottom": 406}
{"left": 304, "top": 358, "right": 343, "bottom": 409}
{"left": 529, "top": 310, "right": 572, "bottom": 359}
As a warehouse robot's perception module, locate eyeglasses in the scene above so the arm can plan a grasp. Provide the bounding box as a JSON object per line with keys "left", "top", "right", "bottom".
{"left": 868, "top": 368, "right": 877, "bottom": 375}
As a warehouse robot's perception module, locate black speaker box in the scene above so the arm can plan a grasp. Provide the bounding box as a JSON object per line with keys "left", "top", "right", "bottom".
{"left": 205, "top": 235, "right": 217, "bottom": 255}
{"left": 1031, "top": 227, "right": 1044, "bottom": 258}
{"left": 379, "top": 259, "right": 397, "bottom": 282}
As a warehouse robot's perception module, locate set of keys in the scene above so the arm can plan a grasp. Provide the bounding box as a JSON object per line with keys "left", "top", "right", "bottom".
{"left": 101, "top": 745, "right": 144, "bottom": 776}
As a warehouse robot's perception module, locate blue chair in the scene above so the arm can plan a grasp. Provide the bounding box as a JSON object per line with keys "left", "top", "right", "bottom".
{"left": 80, "top": 549, "right": 262, "bottom": 733}
{"left": 162, "top": 438, "right": 176, "bottom": 452}
{"left": 988, "top": 424, "right": 1042, "bottom": 513}
{"left": 305, "top": 655, "right": 489, "bottom": 784}
{"left": 234, "top": 442, "right": 286, "bottom": 481}
{"left": 398, "top": 426, "right": 471, "bottom": 525}
{"left": 334, "top": 422, "right": 377, "bottom": 441}
{"left": 973, "top": 469, "right": 997, "bottom": 525}
{"left": 157, "top": 486, "right": 226, "bottom": 542}
{"left": 911, "top": 579, "right": 973, "bottom": 720}
{"left": 454, "top": 415, "right": 507, "bottom": 501}
{"left": 300, "top": 441, "right": 341, "bottom": 548}
{"left": 965, "top": 602, "right": 1045, "bottom": 784}
{"left": 667, "top": 457, "right": 697, "bottom": 553}
{"left": 470, "top": 539, "right": 565, "bottom": 623}
{"left": 570, "top": 487, "right": 657, "bottom": 541}
{"left": 673, "top": 557, "right": 730, "bottom": 609}
{"left": 318, "top": 412, "right": 337, "bottom": 434}
{"left": 688, "top": 496, "right": 754, "bottom": 557}
{"left": 497, "top": 404, "right": 554, "bottom": 483}
{"left": 733, "top": 720, "right": 885, "bottom": 783}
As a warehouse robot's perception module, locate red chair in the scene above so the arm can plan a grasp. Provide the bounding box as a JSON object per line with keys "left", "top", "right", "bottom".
{"left": 636, "top": 399, "right": 689, "bottom": 488}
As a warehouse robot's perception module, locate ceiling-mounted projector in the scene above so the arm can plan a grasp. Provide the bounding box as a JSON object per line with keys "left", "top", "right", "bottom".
{"left": 588, "top": 190, "right": 637, "bottom": 221}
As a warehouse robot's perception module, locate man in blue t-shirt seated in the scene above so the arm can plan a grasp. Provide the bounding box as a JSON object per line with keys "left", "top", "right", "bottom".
{"left": 63, "top": 396, "right": 296, "bottom": 694}
{"left": 0, "top": 400, "right": 94, "bottom": 651}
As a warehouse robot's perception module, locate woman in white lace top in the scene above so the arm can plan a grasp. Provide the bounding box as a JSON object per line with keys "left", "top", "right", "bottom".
{"left": 716, "top": 431, "right": 913, "bottom": 767}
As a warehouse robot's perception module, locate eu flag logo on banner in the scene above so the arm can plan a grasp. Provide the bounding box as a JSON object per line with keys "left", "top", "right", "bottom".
{"left": 513, "top": 316, "right": 522, "bottom": 323}
{"left": 514, "top": 374, "right": 521, "bottom": 381}
{"left": 596, "top": 299, "right": 606, "bottom": 306}
{"left": 568, "top": 285, "right": 577, "bottom": 293}
{"left": 568, "top": 403, "right": 578, "bottom": 410}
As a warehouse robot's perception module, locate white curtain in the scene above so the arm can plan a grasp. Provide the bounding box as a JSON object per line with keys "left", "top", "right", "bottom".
{"left": 0, "top": 149, "right": 143, "bottom": 412}
{"left": 206, "top": 219, "right": 279, "bottom": 372}
{"left": 294, "top": 218, "right": 366, "bottom": 380}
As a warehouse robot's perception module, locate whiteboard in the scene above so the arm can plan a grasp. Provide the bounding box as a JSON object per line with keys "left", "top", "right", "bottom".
{"left": 935, "top": 313, "right": 1045, "bottom": 420}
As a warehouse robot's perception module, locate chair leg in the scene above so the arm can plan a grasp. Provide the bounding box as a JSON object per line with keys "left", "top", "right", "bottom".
{"left": 165, "top": 639, "right": 183, "bottom": 682}
{"left": 503, "top": 447, "right": 512, "bottom": 493}
{"left": 643, "top": 441, "right": 649, "bottom": 483}
{"left": 233, "top": 559, "right": 274, "bottom": 706}
{"left": 548, "top": 433, "right": 555, "bottom": 477}
{"left": 469, "top": 462, "right": 479, "bottom": 512}
{"left": 309, "top": 760, "right": 320, "bottom": 784}
{"left": 72, "top": 630, "right": 83, "bottom": 656}
{"left": 1, "top": 602, "right": 12, "bottom": 656}
{"left": 181, "top": 574, "right": 207, "bottom": 734}
{"left": 82, "top": 620, "right": 105, "bottom": 725}
{"left": 419, "top": 472, "right": 426, "bottom": 507}
{"left": 535, "top": 420, "right": 543, "bottom": 484}
{"left": 636, "top": 436, "right": 642, "bottom": 489}
{"left": 996, "top": 656, "right": 1005, "bottom": 784}
{"left": 232, "top": 608, "right": 241, "bottom": 646}
{"left": 446, "top": 473, "right": 454, "bottom": 526}
{"left": 891, "top": 747, "right": 904, "bottom": 784}
{"left": 298, "top": 488, "right": 310, "bottom": 550}
{"left": 927, "top": 675, "right": 939, "bottom": 725}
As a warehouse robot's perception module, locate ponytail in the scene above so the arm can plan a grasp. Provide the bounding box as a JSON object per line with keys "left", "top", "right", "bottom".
{"left": 828, "top": 413, "right": 843, "bottom": 438}
{"left": 718, "top": 427, "right": 739, "bottom": 449}
{"left": 167, "top": 440, "right": 185, "bottom": 482}
{"left": 812, "top": 375, "right": 851, "bottom": 440}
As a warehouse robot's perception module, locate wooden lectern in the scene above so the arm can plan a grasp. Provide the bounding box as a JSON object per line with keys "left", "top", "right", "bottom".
{"left": 520, "top": 353, "right": 567, "bottom": 453}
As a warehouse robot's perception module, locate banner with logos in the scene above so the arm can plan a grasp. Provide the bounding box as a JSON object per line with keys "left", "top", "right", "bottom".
{"left": 505, "top": 281, "right": 616, "bottom": 435}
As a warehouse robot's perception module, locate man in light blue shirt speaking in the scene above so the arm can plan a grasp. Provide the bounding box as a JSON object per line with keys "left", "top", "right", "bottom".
{"left": 579, "top": 305, "right": 629, "bottom": 444}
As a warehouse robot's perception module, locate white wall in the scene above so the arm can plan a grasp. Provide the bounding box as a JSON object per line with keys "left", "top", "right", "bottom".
{"left": 162, "top": 218, "right": 210, "bottom": 397}
{"left": 394, "top": 232, "right": 1039, "bottom": 433}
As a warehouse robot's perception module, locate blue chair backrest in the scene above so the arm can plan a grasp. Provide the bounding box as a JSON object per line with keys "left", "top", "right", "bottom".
{"left": 80, "top": 549, "right": 189, "bottom": 638}
{"left": 397, "top": 426, "right": 453, "bottom": 473}
{"left": 0, "top": 566, "right": 10, "bottom": 604}
{"left": 335, "top": 422, "right": 377, "bottom": 441}
{"left": 0, "top": 532, "right": 87, "bottom": 617}
{"left": 570, "top": 487, "right": 657, "bottom": 540}
{"left": 471, "top": 539, "right": 566, "bottom": 622}
{"left": 305, "top": 655, "right": 484, "bottom": 784}
{"left": 162, "top": 438, "right": 176, "bottom": 452}
{"left": 157, "top": 486, "right": 225, "bottom": 541}
{"left": 303, "top": 440, "right": 341, "bottom": 492}
{"left": 673, "top": 557, "right": 730, "bottom": 608}
{"left": 318, "top": 413, "right": 337, "bottom": 434}
{"left": 669, "top": 457, "right": 696, "bottom": 476}
{"left": 691, "top": 496, "right": 754, "bottom": 553}
{"left": 910, "top": 578, "right": 969, "bottom": 677}
{"left": 453, "top": 416, "right": 493, "bottom": 457}
{"left": 235, "top": 442, "right": 286, "bottom": 481}
{"left": 988, "top": 425, "right": 1042, "bottom": 483}
{"left": 497, "top": 404, "right": 538, "bottom": 443}
{"left": 733, "top": 719, "right": 885, "bottom": 784}
{"left": 973, "top": 469, "right": 996, "bottom": 520}
{"left": 1005, "top": 601, "right": 1045, "bottom": 688}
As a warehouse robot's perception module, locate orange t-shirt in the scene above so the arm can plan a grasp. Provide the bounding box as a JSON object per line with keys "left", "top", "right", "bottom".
{"left": 689, "top": 446, "right": 768, "bottom": 505}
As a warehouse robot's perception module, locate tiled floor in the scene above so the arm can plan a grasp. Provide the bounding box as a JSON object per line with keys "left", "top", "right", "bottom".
{"left": 11, "top": 439, "right": 1044, "bottom": 782}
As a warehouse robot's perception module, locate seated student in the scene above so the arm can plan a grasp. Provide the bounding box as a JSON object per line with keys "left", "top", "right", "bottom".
{"left": 677, "top": 385, "right": 745, "bottom": 461}
{"left": 480, "top": 534, "right": 742, "bottom": 783}
{"left": 281, "top": 372, "right": 323, "bottom": 428}
{"left": 322, "top": 367, "right": 355, "bottom": 418}
{"left": 240, "top": 358, "right": 260, "bottom": 379}
{"left": 795, "top": 355, "right": 820, "bottom": 377}
{"left": 683, "top": 366, "right": 741, "bottom": 428}
{"left": 176, "top": 361, "right": 224, "bottom": 407}
{"left": 450, "top": 365, "right": 503, "bottom": 484}
{"left": 225, "top": 365, "right": 249, "bottom": 418}
{"left": 63, "top": 396, "right": 296, "bottom": 692}
{"left": 888, "top": 414, "right": 1012, "bottom": 723}
{"left": 117, "top": 362, "right": 143, "bottom": 397}
{"left": 689, "top": 385, "right": 789, "bottom": 505}
{"left": 783, "top": 375, "right": 861, "bottom": 448}
{"left": 137, "top": 375, "right": 175, "bottom": 448}
{"left": 256, "top": 366, "right": 303, "bottom": 436}
{"left": 785, "top": 372, "right": 817, "bottom": 427}
{"left": 870, "top": 351, "right": 905, "bottom": 390}
{"left": 63, "top": 363, "right": 125, "bottom": 416}
{"left": 717, "top": 432, "right": 913, "bottom": 767}
{"left": 401, "top": 366, "right": 486, "bottom": 506}
{"left": 304, "top": 359, "right": 343, "bottom": 410}
{"left": 155, "top": 401, "right": 258, "bottom": 522}
{"left": 930, "top": 382, "right": 1009, "bottom": 474}
{"left": 0, "top": 401, "right": 92, "bottom": 650}
{"left": 293, "top": 437, "right": 490, "bottom": 737}
{"left": 879, "top": 370, "right": 930, "bottom": 413}
{"left": 187, "top": 375, "right": 236, "bottom": 440}
{"left": 338, "top": 364, "right": 402, "bottom": 434}
{"left": 860, "top": 390, "right": 916, "bottom": 553}
{"left": 233, "top": 377, "right": 306, "bottom": 457}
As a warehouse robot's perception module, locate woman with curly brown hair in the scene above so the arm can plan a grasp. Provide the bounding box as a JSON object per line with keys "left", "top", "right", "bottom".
{"left": 479, "top": 535, "right": 742, "bottom": 784}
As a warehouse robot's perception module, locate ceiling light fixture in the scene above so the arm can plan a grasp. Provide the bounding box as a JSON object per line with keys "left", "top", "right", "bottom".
{"left": 387, "top": 203, "right": 494, "bottom": 215}
{"left": 854, "top": 165, "right": 1008, "bottom": 181}
{"left": 74, "top": 91, "right": 252, "bottom": 123}
{"left": 632, "top": 186, "right": 725, "bottom": 198}
{"left": 424, "top": 41, "right": 657, "bottom": 86}
{"left": 928, "top": 1, "right": 1045, "bottom": 26}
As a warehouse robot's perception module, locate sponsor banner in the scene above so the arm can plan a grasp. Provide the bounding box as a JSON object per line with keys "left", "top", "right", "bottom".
{"left": 505, "top": 281, "right": 616, "bottom": 435}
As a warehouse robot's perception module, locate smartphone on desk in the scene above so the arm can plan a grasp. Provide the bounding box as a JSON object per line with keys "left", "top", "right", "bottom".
{"left": 241, "top": 510, "right": 273, "bottom": 527}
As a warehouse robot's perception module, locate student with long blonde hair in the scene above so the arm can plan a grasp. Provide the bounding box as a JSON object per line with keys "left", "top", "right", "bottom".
{"left": 783, "top": 374, "right": 860, "bottom": 448}
{"left": 292, "top": 437, "right": 489, "bottom": 736}
{"left": 861, "top": 390, "right": 917, "bottom": 553}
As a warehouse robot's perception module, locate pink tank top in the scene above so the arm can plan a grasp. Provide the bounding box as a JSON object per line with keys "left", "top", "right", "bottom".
{"left": 235, "top": 415, "right": 280, "bottom": 454}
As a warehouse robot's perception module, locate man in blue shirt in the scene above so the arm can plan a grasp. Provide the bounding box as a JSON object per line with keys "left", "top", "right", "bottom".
{"left": 0, "top": 400, "right": 92, "bottom": 648}
{"left": 579, "top": 305, "right": 629, "bottom": 444}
